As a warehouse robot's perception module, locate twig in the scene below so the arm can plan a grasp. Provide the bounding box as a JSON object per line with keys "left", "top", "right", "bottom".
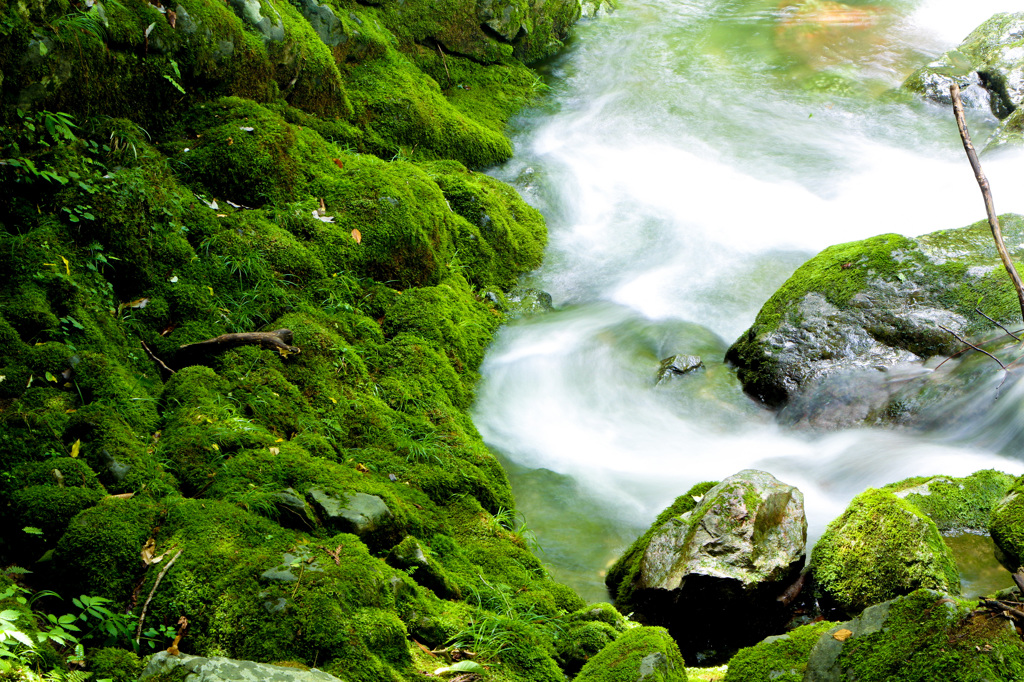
{"left": 291, "top": 563, "right": 305, "bottom": 598}
{"left": 136, "top": 549, "right": 183, "bottom": 642}
{"left": 437, "top": 44, "right": 452, "bottom": 86}
{"left": 974, "top": 308, "right": 1021, "bottom": 341}
{"left": 950, "top": 83, "right": 1024, "bottom": 324}
{"left": 140, "top": 339, "right": 176, "bottom": 375}
{"left": 939, "top": 324, "right": 1011, "bottom": 395}
{"left": 1014, "top": 567, "right": 1024, "bottom": 595}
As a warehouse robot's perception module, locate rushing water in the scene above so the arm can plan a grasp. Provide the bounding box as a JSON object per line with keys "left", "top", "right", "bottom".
{"left": 473, "top": 0, "right": 1024, "bottom": 602}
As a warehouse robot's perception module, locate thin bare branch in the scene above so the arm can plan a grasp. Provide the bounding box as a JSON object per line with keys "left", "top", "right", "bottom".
{"left": 974, "top": 307, "right": 1021, "bottom": 341}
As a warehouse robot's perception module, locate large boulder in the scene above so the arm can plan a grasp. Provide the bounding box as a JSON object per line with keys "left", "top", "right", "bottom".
{"left": 613, "top": 470, "right": 807, "bottom": 663}
{"left": 810, "top": 489, "right": 960, "bottom": 619}
{"left": 902, "top": 13, "right": 1024, "bottom": 121}
{"left": 723, "top": 619, "right": 838, "bottom": 682}
{"left": 801, "top": 590, "right": 1024, "bottom": 681}
{"left": 574, "top": 626, "right": 688, "bottom": 682}
{"left": 726, "top": 215, "right": 1024, "bottom": 417}
{"left": 141, "top": 651, "right": 344, "bottom": 682}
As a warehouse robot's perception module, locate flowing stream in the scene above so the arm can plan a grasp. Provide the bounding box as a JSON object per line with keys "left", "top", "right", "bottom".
{"left": 474, "top": 0, "right": 1024, "bottom": 603}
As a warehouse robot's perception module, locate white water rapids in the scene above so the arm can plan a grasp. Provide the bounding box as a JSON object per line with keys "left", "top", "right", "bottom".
{"left": 473, "top": 0, "right": 1024, "bottom": 601}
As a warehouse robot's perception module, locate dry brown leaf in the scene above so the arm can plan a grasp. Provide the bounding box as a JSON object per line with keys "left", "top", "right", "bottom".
{"left": 226, "top": 137, "right": 233, "bottom": 145}
{"left": 332, "top": 158, "right": 344, "bottom": 170}
{"left": 108, "top": 492, "right": 135, "bottom": 500}
{"left": 141, "top": 538, "right": 157, "bottom": 565}
{"left": 833, "top": 628, "right": 853, "bottom": 642}
{"left": 352, "top": 228, "right": 362, "bottom": 244}
{"left": 414, "top": 640, "right": 435, "bottom": 657}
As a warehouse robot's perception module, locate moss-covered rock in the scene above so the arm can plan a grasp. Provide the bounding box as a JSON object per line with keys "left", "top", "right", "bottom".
{"left": 989, "top": 474, "right": 1024, "bottom": 572}
{"left": 726, "top": 215, "right": 1024, "bottom": 413}
{"left": 884, "top": 469, "right": 1015, "bottom": 533}
{"left": 901, "top": 12, "right": 1024, "bottom": 121}
{"left": 86, "top": 647, "right": 143, "bottom": 682}
{"left": 575, "top": 626, "right": 688, "bottom": 682}
{"left": 724, "top": 620, "right": 838, "bottom": 682}
{"left": 802, "top": 589, "right": 1024, "bottom": 681}
{"left": 810, "top": 489, "right": 960, "bottom": 618}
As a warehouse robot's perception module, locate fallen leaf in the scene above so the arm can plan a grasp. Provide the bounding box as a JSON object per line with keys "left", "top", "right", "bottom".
{"left": 269, "top": 447, "right": 280, "bottom": 455}
{"left": 351, "top": 228, "right": 362, "bottom": 244}
{"left": 141, "top": 537, "right": 157, "bottom": 564}
{"left": 239, "top": 126, "right": 254, "bottom": 132}
{"left": 227, "top": 136, "right": 233, "bottom": 145}
{"left": 70, "top": 439, "right": 81, "bottom": 458}
{"left": 167, "top": 9, "right": 176, "bottom": 27}
{"left": 60, "top": 255, "right": 70, "bottom": 276}
{"left": 216, "top": 213, "right": 227, "bottom": 217}
{"left": 833, "top": 628, "right": 853, "bottom": 642}
{"left": 332, "top": 158, "right": 344, "bottom": 170}
{"left": 356, "top": 463, "right": 369, "bottom": 473}
{"left": 414, "top": 640, "right": 435, "bottom": 657}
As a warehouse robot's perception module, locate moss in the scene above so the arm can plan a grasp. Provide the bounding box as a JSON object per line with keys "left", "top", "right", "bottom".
{"left": 53, "top": 497, "right": 157, "bottom": 600}
{"left": 86, "top": 647, "right": 143, "bottom": 682}
{"left": 606, "top": 481, "right": 719, "bottom": 607}
{"left": 834, "top": 589, "right": 1024, "bottom": 681}
{"left": 724, "top": 620, "right": 837, "bottom": 682}
{"left": 575, "top": 626, "right": 688, "bottom": 682}
{"left": 810, "top": 488, "right": 960, "bottom": 618}
{"left": 556, "top": 604, "right": 629, "bottom": 674}
{"left": 989, "top": 474, "right": 1024, "bottom": 571}
{"left": 883, "top": 470, "right": 1015, "bottom": 533}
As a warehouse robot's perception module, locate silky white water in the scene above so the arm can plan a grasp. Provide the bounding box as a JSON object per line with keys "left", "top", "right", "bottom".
{"left": 473, "top": 0, "right": 1024, "bottom": 601}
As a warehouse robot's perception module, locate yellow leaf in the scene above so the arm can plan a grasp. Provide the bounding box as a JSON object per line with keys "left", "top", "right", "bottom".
{"left": 70, "top": 439, "right": 81, "bottom": 458}
{"left": 207, "top": 286, "right": 215, "bottom": 296}
{"left": 351, "top": 229, "right": 362, "bottom": 244}
{"left": 211, "top": 443, "right": 219, "bottom": 451}
{"left": 329, "top": 397, "right": 337, "bottom": 404}
{"left": 833, "top": 629, "right": 853, "bottom": 642}
{"left": 275, "top": 438, "right": 284, "bottom": 443}
{"left": 60, "top": 255, "right": 70, "bottom": 276}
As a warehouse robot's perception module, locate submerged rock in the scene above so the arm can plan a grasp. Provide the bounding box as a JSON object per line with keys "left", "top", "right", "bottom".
{"left": 613, "top": 470, "right": 806, "bottom": 663}
{"left": 656, "top": 355, "right": 704, "bottom": 383}
{"left": 810, "top": 489, "right": 959, "bottom": 619}
{"left": 726, "top": 215, "right": 1024, "bottom": 416}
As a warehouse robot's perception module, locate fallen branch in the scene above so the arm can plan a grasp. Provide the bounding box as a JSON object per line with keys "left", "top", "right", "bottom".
{"left": 1014, "top": 567, "right": 1024, "bottom": 596}
{"left": 140, "top": 339, "right": 176, "bottom": 375}
{"left": 178, "top": 328, "right": 300, "bottom": 356}
{"left": 938, "top": 324, "right": 1012, "bottom": 396}
{"left": 979, "top": 598, "right": 1024, "bottom": 624}
{"left": 974, "top": 308, "right": 1021, "bottom": 341}
{"left": 950, "top": 83, "right": 1024, "bottom": 324}
{"left": 136, "top": 549, "right": 183, "bottom": 643}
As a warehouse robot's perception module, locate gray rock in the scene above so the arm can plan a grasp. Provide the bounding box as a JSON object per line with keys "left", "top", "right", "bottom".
{"left": 504, "top": 287, "right": 554, "bottom": 320}
{"left": 306, "top": 488, "right": 393, "bottom": 536}
{"left": 656, "top": 355, "right": 703, "bottom": 383}
{"left": 803, "top": 599, "right": 896, "bottom": 682}
{"left": 226, "top": 0, "right": 285, "bottom": 41}
{"left": 290, "top": 0, "right": 348, "bottom": 46}
{"left": 386, "top": 536, "right": 460, "bottom": 599}
{"left": 628, "top": 470, "right": 806, "bottom": 663}
{"left": 141, "top": 651, "right": 342, "bottom": 682}
{"left": 273, "top": 488, "right": 313, "bottom": 529}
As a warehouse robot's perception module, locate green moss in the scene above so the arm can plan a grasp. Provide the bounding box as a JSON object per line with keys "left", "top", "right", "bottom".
{"left": 989, "top": 474, "right": 1024, "bottom": 571}
{"left": 575, "top": 626, "right": 688, "bottom": 682}
{"left": 724, "top": 620, "right": 837, "bottom": 682}
{"left": 834, "top": 589, "right": 1024, "bottom": 681}
{"left": 53, "top": 497, "right": 157, "bottom": 600}
{"left": 883, "top": 470, "right": 1015, "bottom": 532}
{"left": 606, "top": 481, "right": 718, "bottom": 607}
{"left": 86, "top": 647, "right": 143, "bottom": 682}
{"left": 810, "top": 489, "right": 960, "bottom": 617}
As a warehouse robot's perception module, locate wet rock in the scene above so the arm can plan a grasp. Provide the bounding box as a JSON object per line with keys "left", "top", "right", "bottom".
{"left": 989, "top": 475, "right": 1024, "bottom": 571}
{"left": 810, "top": 489, "right": 959, "bottom": 619}
{"left": 902, "top": 12, "right": 1024, "bottom": 120}
{"left": 727, "top": 215, "right": 1024, "bottom": 416}
{"left": 574, "top": 626, "right": 687, "bottom": 682}
{"left": 618, "top": 470, "right": 807, "bottom": 663}
{"left": 141, "top": 651, "right": 343, "bottom": 681}
{"left": 291, "top": 0, "right": 348, "bottom": 46}
{"left": 656, "top": 355, "right": 703, "bottom": 383}
{"left": 555, "top": 603, "right": 629, "bottom": 674}
{"left": 273, "top": 488, "right": 314, "bottom": 530}
{"left": 504, "top": 286, "right": 555, "bottom": 319}
{"left": 306, "top": 488, "right": 392, "bottom": 537}
{"left": 227, "top": 0, "right": 285, "bottom": 41}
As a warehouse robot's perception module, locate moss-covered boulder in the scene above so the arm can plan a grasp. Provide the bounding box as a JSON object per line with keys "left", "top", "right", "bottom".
{"left": 901, "top": 13, "right": 1024, "bottom": 121}
{"left": 989, "top": 474, "right": 1024, "bottom": 572}
{"left": 555, "top": 602, "right": 630, "bottom": 674}
{"left": 610, "top": 471, "right": 806, "bottom": 664}
{"left": 884, "top": 469, "right": 1015, "bottom": 533}
{"left": 141, "top": 651, "right": 343, "bottom": 681}
{"left": 801, "top": 589, "right": 1024, "bottom": 681}
{"left": 575, "top": 626, "right": 688, "bottom": 682}
{"left": 726, "top": 215, "right": 1024, "bottom": 416}
{"left": 810, "top": 489, "right": 960, "bottom": 619}
{"left": 724, "top": 620, "right": 838, "bottom": 682}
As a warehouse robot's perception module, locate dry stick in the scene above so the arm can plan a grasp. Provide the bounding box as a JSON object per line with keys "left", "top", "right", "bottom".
{"left": 136, "top": 549, "right": 183, "bottom": 643}
{"left": 950, "top": 83, "right": 1024, "bottom": 324}
{"left": 974, "top": 307, "right": 1021, "bottom": 341}
{"left": 140, "top": 339, "right": 176, "bottom": 375}
{"left": 939, "top": 324, "right": 1011, "bottom": 394}
{"left": 437, "top": 44, "right": 452, "bottom": 86}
